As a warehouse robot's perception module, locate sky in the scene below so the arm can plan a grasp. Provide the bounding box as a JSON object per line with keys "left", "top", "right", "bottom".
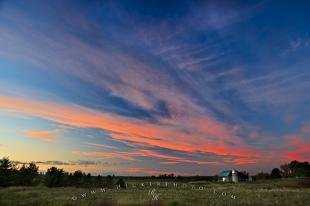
{"left": 0, "top": 0, "right": 309, "bottom": 176}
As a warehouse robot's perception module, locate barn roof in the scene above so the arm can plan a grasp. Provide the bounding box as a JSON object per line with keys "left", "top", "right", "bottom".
{"left": 218, "top": 170, "right": 231, "bottom": 177}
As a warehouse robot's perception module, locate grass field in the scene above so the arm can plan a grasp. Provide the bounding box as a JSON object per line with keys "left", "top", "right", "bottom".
{"left": 0, "top": 178, "right": 309, "bottom": 206}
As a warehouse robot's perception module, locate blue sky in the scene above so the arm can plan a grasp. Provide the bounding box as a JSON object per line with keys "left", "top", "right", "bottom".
{"left": 0, "top": 0, "right": 309, "bottom": 175}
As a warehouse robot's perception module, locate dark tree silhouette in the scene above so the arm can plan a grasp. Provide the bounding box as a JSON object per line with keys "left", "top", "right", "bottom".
{"left": 97, "top": 174, "right": 103, "bottom": 182}
{"left": 271, "top": 168, "right": 282, "bottom": 179}
{"left": 45, "top": 167, "right": 65, "bottom": 187}
{"left": 84, "top": 173, "right": 92, "bottom": 187}
{"left": 116, "top": 178, "right": 126, "bottom": 189}
{"left": 105, "top": 175, "right": 114, "bottom": 188}
{"left": 288, "top": 160, "right": 310, "bottom": 177}
{"left": 255, "top": 172, "right": 270, "bottom": 180}
{"left": 280, "top": 163, "right": 291, "bottom": 177}
{"left": 19, "top": 162, "right": 39, "bottom": 185}
{"left": 158, "top": 173, "right": 176, "bottom": 179}
{"left": 71, "top": 170, "right": 84, "bottom": 186}
{"left": 0, "top": 157, "right": 13, "bottom": 170}
{"left": 0, "top": 157, "right": 17, "bottom": 186}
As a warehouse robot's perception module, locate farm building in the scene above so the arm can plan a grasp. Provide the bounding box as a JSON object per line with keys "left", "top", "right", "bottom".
{"left": 218, "top": 169, "right": 250, "bottom": 182}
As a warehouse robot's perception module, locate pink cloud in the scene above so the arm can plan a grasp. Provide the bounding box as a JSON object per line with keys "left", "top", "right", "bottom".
{"left": 282, "top": 135, "right": 310, "bottom": 162}
{"left": 74, "top": 149, "right": 219, "bottom": 165}
{"left": 126, "top": 167, "right": 193, "bottom": 176}
{"left": 0, "top": 95, "right": 259, "bottom": 165}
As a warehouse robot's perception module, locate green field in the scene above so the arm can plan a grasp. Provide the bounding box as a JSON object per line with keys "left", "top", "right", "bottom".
{"left": 0, "top": 178, "right": 309, "bottom": 206}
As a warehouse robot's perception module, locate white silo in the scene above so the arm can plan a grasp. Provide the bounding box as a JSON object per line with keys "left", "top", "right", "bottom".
{"left": 232, "top": 169, "right": 238, "bottom": 183}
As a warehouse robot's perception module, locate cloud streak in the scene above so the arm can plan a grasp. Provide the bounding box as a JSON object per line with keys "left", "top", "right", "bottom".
{"left": 0, "top": 96, "right": 259, "bottom": 163}
{"left": 26, "top": 130, "right": 57, "bottom": 142}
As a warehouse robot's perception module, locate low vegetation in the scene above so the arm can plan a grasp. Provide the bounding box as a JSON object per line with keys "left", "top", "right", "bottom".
{"left": 0, "top": 178, "right": 310, "bottom": 206}
{"left": 0, "top": 157, "right": 310, "bottom": 205}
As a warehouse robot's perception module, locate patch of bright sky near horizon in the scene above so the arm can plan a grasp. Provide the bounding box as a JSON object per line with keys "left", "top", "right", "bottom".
{"left": 0, "top": 0, "right": 309, "bottom": 175}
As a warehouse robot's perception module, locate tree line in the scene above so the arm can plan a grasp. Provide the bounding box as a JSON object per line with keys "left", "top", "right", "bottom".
{"left": 0, "top": 157, "right": 125, "bottom": 188}
{"left": 1, "top": 157, "right": 309, "bottom": 187}
{"left": 254, "top": 160, "right": 310, "bottom": 180}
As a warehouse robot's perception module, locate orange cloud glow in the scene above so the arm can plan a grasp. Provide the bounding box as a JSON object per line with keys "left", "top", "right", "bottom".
{"left": 75, "top": 149, "right": 219, "bottom": 165}
{"left": 0, "top": 96, "right": 259, "bottom": 163}
{"left": 126, "top": 167, "right": 193, "bottom": 176}
{"left": 26, "top": 130, "right": 57, "bottom": 142}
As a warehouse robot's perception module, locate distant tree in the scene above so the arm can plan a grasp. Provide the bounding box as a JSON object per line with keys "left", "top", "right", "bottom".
{"left": 158, "top": 174, "right": 167, "bottom": 179}
{"left": 95, "top": 174, "right": 103, "bottom": 187}
{"left": 67, "top": 173, "right": 74, "bottom": 186}
{"left": 255, "top": 172, "right": 270, "bottom": 180}
{"left": 0, "top": 157, "right": 13, "bottom": 171}
{"left": 158, "top": 173, "right": 175, "bottom": 179}
{"left": 97, "top": 174, "right": 102, "bottom": 180}
{"left": 116, "top": 178, "right": 126, "bottom": 189}
{"left": 73, "top": 170, "right": 83, "bottom": 178}
{"left": 270, "top": 168, "right": 282, "bottom": 179}
{"left": 27, "top": 162, "right": 39, "bottom": 176}
{"left": 168, "top": 173, "right": 175, "bottom": 178}
{"left": 241, "top": 171, "right": 250, "bottom": 177}
{"left": 0, "top": 157, "right": 17, "bottom": 186}
{"left": 86, "top": 173, "right": 91, "bottom": 179}
{"left": 45, "top": 167, "right": 65, "bottom": 187}
{"left": 19, "top": 162, "right": 39, "bottom": 185}
{"left": 280, "top": 163, "right": 292, "bottom": 177}
{"left": 105, "top": 175, "right": 114, "bottom": 188}
{"left": 71, "top": 170, "right": 84, "bottom": 187}
{"left": 84, "top": 173, "right": 92, "bottom": 187}
{"left": 288, "top": 160, "right": 310, "bottom": 177}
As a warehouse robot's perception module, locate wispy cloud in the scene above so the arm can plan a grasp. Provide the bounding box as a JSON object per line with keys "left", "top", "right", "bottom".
{"left": 126, "top": 167, "right": 193, "bottom": 176}
{"left": 0, "top": 96, "right": 259, "bottom": 161}
{"left": 26, "top": 130, "right": 58, "bottom": 142}
{"left": 0, "top": 0, "right": 309, "bottom": 174}
{"left": 75, "top": 149, "right": 221, "bottom": 165}
{"left": 222, "top": 69, "right": 310, "bottom": 108}
{"left": 85, "top": 142, "right": 118, "bottom": 150}
{"left": 282, "top": 37, "right": 310, "bottom": 55}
